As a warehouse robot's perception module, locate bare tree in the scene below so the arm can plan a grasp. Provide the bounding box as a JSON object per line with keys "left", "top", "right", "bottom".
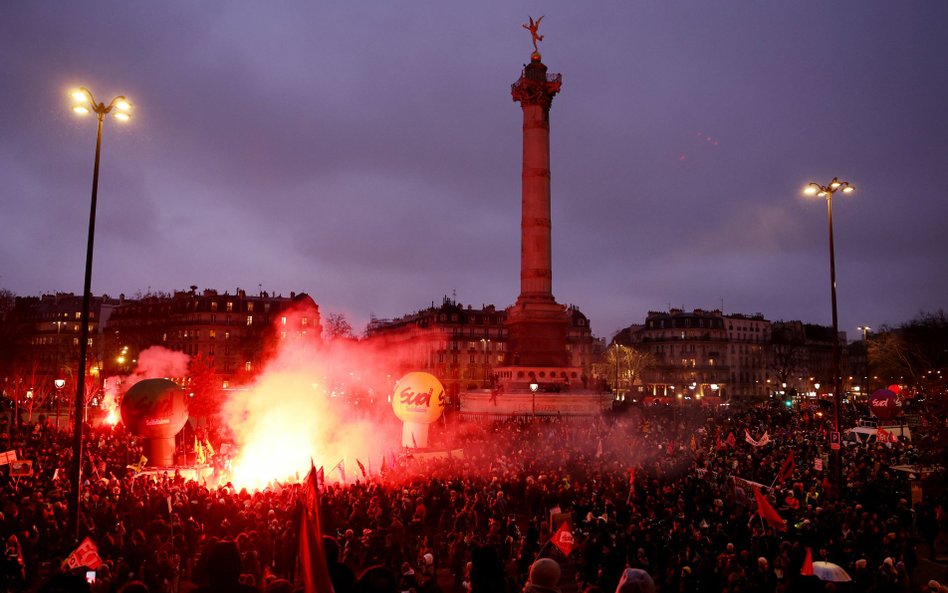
{"left": 593, "top": 344, "right": 655, "bottom": 394}
{"left": 770, "top": 322, "right": 805, "bottom": 387}
{"left": 324, "top": 313, "right": 354, "bottom": 341}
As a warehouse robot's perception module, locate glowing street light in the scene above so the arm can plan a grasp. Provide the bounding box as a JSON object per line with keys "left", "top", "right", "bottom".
{"left": 804, "top": 176, "right": 854, "bottom": 494}
{"left": 857, "top": 325, "right": 871, "bottom": 393}
{"left": 67, "top": 86, "right": 132, "bottom": 544}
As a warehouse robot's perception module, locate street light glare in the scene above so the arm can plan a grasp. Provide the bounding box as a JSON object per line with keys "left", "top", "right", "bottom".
{"left": 71, "top": 90, "right": 88, "bottom": 102}
{"left": 830, "top": 180, "right": 841, "bottom": 189}
{"left": 803, "top": 185, "right": 818, "bottom": 195}
{"left": 842, "top": 185, "right": 855, "bottom": 193}
{"left": 73, "top": 106, "right": 89, "bottom": 115}
{"left": 113, "top": 112, "right": 131, "bottom": 122}
{"left": 115, "top": 100, "right": 131, "bottom": 111}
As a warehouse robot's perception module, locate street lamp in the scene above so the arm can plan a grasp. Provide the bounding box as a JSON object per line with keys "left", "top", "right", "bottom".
{"left": 804, "top": 176, "right": 854, "bottom": 494}
{"left": 857, "top": 325, "right": 871, "bottom": 393}
{"left": 68, "top": 86, "right": 132, "bottom": 543}
{"left": 54, "top": 377, "right": 66, "bottom": 430}
{"left": 530, "top": 381, "right": 539, "bottom": 419}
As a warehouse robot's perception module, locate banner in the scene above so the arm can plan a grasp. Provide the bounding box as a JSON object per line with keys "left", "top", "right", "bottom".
{"left": 9, "top": 460, "right": 33, "bottom": 477}
{"left": 0, "top": 450, "right": 17, "bottom": 466}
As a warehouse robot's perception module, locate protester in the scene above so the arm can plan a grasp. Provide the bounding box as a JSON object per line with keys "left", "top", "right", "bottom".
{"left": 0, "top": 401, "right": 940, "bottom": 593}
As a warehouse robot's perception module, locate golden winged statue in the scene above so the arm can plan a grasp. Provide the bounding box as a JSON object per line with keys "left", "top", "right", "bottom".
{"left": 523, "top": 16, "right": 545, "bottom": 53}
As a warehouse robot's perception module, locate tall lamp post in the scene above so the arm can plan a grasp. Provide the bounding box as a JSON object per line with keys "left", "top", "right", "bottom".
{"left": 857, "top": 325, "right": 871, "bottom": 394}
{"left": 804, "top": 176, "right": 854, "bottom": 496}
{"left": 68, "top": 87, "right": 131, "bottom": 543}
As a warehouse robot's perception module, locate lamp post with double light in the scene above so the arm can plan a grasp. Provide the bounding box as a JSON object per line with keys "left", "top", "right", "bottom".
{"left": 804, "top": 177, "right": 854, "bottom": 495}
{"left": 68, "top": 87, "right": 131, "bottom": 543}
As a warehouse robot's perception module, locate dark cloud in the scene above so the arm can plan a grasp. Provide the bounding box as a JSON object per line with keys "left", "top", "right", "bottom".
{"left": 2, "top": 1, "right": 947, "bottom": 339}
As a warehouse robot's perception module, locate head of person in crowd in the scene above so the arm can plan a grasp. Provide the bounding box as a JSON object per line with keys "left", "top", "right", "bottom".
{"left": 37, "top": 571, "right": 91, "bottom": 593}
{"left": 355, "top": 565, "right": 398, "bottom": 593}
{"left": 615, "top": 568, "right": 655, "bottom": 593}
{"left": 470, "top": 545, "right": 506, "bottom": 593}
{"left": 525, "top": 558, "right": 561, "bottom": 593}
{"left": 202, "top": 539, "right": 244, "bottom": 589}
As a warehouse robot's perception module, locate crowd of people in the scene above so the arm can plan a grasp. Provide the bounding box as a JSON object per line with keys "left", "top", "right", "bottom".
{"left": 0, "top": 401, "right": 945, "bottom": 593}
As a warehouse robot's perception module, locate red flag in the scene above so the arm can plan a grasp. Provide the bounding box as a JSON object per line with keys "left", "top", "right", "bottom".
{"left": 299, "top": 463, "right": 335, "bottom": 593}
{"left": 666, "top": 440, "right": 674, "bottom": 454}
{"left": 726, "top": 432, "right": 736, "bottom": 447}
{"left": 595, "top": 438, "right": 603, "bottom": 458}
{"left": 777, "top": 452, "right": 795, "bottom": 484}
{"left": 550, "top": 521, "right": 575, "bottom": 556}
{"left": 801, "top": 547, "right": 814, "bottom": 576}
{"left": 356, "top": 459, "right": 367, "bottom": 479}
{"left": 380, "top": 455, "right": 387, "bottom": 473}
{"left": 390, "top": 451, "right": 398, "bottom": 468}
{"left": 754, "top": 488, "right": 786, "bottom": 531}
{"left": 316, "top": 466, "right": 325, "bottom": 488}
{"left": 715, "top": 429, "right": 723, "bottom": 450}
{"left": 64, "top": 537, "right": 102, "bottom": 570}
{"left": 629, "top": 466, "right": 636, "bottom": 488}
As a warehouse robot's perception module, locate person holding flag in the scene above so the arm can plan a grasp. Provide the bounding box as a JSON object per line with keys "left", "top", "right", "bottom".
{"left": 298, "top": 462, "right": 335, "bottom": 593}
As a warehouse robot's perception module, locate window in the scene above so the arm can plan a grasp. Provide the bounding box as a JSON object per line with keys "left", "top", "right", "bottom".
{"left": 247, "top": 302, "right": 254, "bottom": 312}
{"left": 301, "top": 317, "right": 308, "bottom": 326}
{"left": 245, "top": 361, "right": 252, "bottom": 371}
{"left": 211, "top": 302, "right": 218, "bottom": 311}
{"left": 226, "top": 302, "right": 234, "bottom": 311}
{"left": 281, "top": 316, "right": 287, "bottom": 326}
{"left": 247, "top": 316, "right": 253, "bottom": 326}
{"left": 209, "top": 330, "right": 216, "bottom": 339}
{"left": 225, "top": 331, "right": 231, "bottom": 340}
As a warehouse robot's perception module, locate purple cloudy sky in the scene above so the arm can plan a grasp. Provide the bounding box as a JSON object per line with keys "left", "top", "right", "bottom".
{"left": 2, "top": 2, "right": 946, "bottom": 340}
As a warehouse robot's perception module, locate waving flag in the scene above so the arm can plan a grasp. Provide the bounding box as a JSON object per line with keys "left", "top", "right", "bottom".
{"left": 801, "top": 547, "right": 814, "bottom": 576}
{"left": 754, "top": 488, "right": 786, "bottom": 531}
{"left": 777, "top": 452, "right": 795, "bottom": 484}
{"left": 299, "top": 462, "right": 335, "bottom": 593}
{"left": 356, "top": 459, "right": 367, "bottom": 479}
{"left": 550, "top": 521, "right": 575, "bottom": 556}
{"left": 64, "top": 537, "right": 102, "bottom": 570}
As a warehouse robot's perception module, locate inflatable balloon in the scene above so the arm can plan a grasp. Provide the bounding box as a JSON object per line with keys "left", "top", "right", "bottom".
{"left": 121, "top": 378, "right": 189, "bottom": 467}
{"left": 868, "top": 388, "right": 901, "bottom": 421}
{"left": 392, "top": 372, "right": 445, "bottom": 448}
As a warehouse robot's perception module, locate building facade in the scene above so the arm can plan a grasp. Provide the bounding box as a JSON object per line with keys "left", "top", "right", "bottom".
{"left": 364, "top": 296, "right": 595, "bottom": 402}
{"left": 616, "top": 309, "right": 853, "bottom": 402}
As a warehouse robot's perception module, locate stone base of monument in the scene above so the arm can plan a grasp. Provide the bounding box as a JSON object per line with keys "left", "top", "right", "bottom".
{"left": 458, "top": 389, "right": 612, "bottom": 421}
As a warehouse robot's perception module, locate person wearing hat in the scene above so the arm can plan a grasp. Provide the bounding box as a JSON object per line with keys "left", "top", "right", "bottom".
{"left": 524, "top": 558, "right": 560, "bottom": 593}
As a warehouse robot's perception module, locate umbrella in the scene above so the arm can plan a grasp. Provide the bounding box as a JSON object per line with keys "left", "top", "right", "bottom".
{"left": 812, "top": 561, "right": 851, "bottom": 582}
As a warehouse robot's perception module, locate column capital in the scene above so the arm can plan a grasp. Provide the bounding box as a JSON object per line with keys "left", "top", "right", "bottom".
{"left": 511, "top": 58, "right": 561, "bottom": 109}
